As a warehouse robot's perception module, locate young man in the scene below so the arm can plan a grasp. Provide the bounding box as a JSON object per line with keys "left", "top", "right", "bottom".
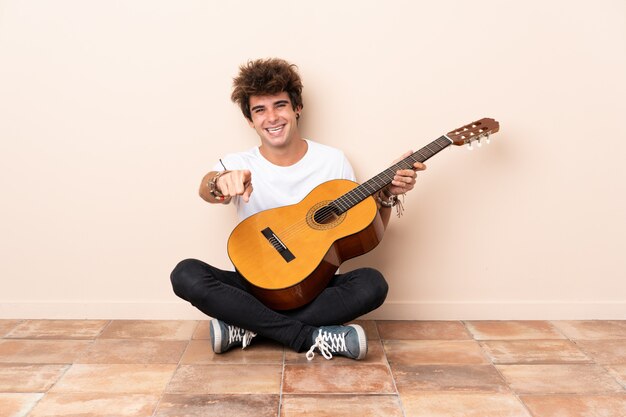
{"left": 171, "top": 58, "right": 425, "bottom": 360}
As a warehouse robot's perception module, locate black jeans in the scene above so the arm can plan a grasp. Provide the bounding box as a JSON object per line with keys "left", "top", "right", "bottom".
{"left": 170, "top": 258, "right": 388, "bottom": 352}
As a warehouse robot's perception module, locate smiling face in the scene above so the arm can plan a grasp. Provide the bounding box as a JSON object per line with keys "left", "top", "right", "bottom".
{"left": 247, "top": 91, "right": 303, "bottom": 153}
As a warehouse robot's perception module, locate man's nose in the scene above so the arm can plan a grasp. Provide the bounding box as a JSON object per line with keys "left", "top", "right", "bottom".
{"left": 266, "top": 108, "right": 279, "bottom": 123}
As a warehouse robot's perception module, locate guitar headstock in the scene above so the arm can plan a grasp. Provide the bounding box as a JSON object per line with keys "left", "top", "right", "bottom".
{"left": 446, "top": 118, "right": 500, "bottom": 149}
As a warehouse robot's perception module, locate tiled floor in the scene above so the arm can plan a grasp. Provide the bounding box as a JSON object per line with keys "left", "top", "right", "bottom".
{"left": 0, "top": 319, "right": 625, "bottom": 416}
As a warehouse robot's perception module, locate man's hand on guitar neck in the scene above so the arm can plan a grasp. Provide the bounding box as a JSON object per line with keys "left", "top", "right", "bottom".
{"left": 376, "top": 151, "right": 426, "bottom": 227}
{"left": 200, "top": 170, "right": 253, "bottom": 204}
{"left": 384, "top": 150, "right": 426, "bottom": 197}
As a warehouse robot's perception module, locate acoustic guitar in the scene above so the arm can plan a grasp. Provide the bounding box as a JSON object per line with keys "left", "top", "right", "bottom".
{"left": 227, "top": 118, "right": 500, "bottom": 310}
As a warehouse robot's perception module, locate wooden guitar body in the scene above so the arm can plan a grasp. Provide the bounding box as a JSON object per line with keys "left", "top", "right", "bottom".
{"left": 227, "top": 179, "right": 385, "bottom": 310}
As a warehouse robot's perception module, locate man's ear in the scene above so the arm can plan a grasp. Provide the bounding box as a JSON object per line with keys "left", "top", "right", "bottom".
{"left": 246, "top": 117, "right": 254, "bottom": 128}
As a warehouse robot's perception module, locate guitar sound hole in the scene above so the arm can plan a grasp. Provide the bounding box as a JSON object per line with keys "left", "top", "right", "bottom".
{"left": 313, "top": 205, "right": 341, "bottom": 225}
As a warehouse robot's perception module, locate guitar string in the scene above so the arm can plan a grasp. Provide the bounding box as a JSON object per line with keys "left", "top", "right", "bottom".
{"left": 271, "top": 158, "right": 416, "bottom": 242}
{"left": 267, "top": 143, "right": 439, "bottom": 243}
{"left": 273, "top": 169, "right": 398, "bottom": 242}
{"left": 274, "top": 172, "right": 393, "bottom": 241}
{"left": 273, "top": 204, "right": 341, "bottom": 242}
{"left": 258, "top": 144, "right": 444, "bottom": 244}
{"left": 266, "top": 184, "right": 369, "bottom": 241}
{"left": 273, "top": 196, "right": 362, "bottom": 242}
{"left": 243, "top": 134, "right": 493, "bottom": 276}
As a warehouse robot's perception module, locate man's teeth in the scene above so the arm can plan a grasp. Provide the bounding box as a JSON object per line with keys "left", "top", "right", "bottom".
{"left": 267, "top": 126, "right": 283, "bottom": 132}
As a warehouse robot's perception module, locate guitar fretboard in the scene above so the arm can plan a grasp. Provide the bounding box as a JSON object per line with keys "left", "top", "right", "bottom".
{"left": 332, "top": 135, "right": 452, "bottom": 213}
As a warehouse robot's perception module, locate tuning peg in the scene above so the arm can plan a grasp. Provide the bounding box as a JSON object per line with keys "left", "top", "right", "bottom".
{"left": 468, "top": 141, "right": 474, "bottom": 151}
{"left": 486, "top": 134, "right": 491, "bottom": 144}
{"left": 477, "top": 138, "right": 482, "bottom": 148}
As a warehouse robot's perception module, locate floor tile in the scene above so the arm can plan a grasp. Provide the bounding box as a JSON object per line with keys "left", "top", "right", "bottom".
{"left": 5, "top": 320, "right": 109, "bottom": 339}
{"left": 50, "top": 364, "right": 176, "bottom": 394}
{"left": 496, "top": 364, "right": 624, "bottom": 394}
{"left": 384, "top": 340, "right": 489, "bottom": 365}
{"left": 99, "top": 320, "right": 197, "bottom": 340}
{"left": 27, "top": 393, "right": 159, "bottom": 417}
{"left": 520, "top": 394, "right": 626, "bottom": 417}
{"left": 0, "top": 340, "right": 92, "bottom": 364}
{"left": 283, "top": 364, "right": 395, "bottom": 394}
{"left": 0, "top": 393, "right": 44, "bottom": 417}
{"left": 76, "top": 339, "right": 188, "bottom": 364}
{"left": 552, "top": 320, "right": 626, "bottom": 339}
{"left": 2, "top": 318, "right": 623, "bottom": 416}
{"left": 392, "top": 364, "right": 509, "bottom": 393}
{"left": 480, "top": 340, "right": 591, "bottom": 364}
{"left": 167, "top": 364, "right": 282, "bottom": 394}
{"left": 400, "top": 393, "right": 531, "bottom": 417}
{"left": 191, "top": 320, "right": 210, "bottom": 339}
{"left": 0, "top": 364, "right": 68, "bottom": 392}
{"left": 155, "top": 394, "right": 279, "bottom": 417}
{"left": 180, "top": 339, "right": 283, "bottom": 364}
{"left": 280, "top": 394, "right": 403, "bottom": 416}
{"left": 574, "top": 340, "right": 626, "bottom": 364}
{"left": 0, "top": 320, "right": 23, "bottom": 337}
{"left": 377, "top": 320, "right": 471, "bottom": 340}
{"left": 465, "top": 321, "right": 565, "bottom": 340}
{"left": 354, "top": 320, "right": 380, "bottom": 340}
{"left": 285, "top": 340, "right": 386, "bottom": 365}
{"left": 607, "top": 365, "right": 626, "bottom": 388}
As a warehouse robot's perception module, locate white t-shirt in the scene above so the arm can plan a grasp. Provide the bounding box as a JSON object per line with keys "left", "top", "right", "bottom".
{"left": 213, "top": 139, "right": 356, "bottom": 221}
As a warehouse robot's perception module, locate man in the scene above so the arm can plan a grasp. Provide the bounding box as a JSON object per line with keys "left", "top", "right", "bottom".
{"left": 171, "top": 58, "right": 425, "bottom": 360}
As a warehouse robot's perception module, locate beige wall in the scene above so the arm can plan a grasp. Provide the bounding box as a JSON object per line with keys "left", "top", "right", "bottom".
{"left": 1, "top": 0, "right": 624, "bottom": 320}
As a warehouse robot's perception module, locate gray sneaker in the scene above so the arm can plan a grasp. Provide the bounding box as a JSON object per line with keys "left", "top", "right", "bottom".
{"left": 305, "top": 324, "right": 367, "bottom": 360}
{"left": 210, "top": 318, "right": 257, "bottom": 354}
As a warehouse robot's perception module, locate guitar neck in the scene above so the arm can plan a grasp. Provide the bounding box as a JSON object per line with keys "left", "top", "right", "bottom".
{"left": 333, "top": 135, "right": 452, "bottom": 213}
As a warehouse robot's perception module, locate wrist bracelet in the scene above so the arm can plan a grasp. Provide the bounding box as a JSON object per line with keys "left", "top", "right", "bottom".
{"left": 208, "top": 170, "right": 231, "bottom": 201}
{"left": 377, "top": 191, "right": 398, "bottom": 207}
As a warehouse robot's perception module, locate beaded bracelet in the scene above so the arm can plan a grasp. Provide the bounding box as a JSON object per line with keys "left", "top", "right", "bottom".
{"left": 208, "top": 170, "right": 231, "bottom": 201}
{"left": 376, "top": 190, "right": 398, "bottom": 207}
{"left": 377, "top": 190, "right": 406, "bottom": 217}
{"left": 377, "top": 195, "right": 397, "bottom": 207}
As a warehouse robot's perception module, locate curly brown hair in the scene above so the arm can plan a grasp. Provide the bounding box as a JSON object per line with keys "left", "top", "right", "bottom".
{"left": 231, "top": 58, "right": 304, "bottom": 120}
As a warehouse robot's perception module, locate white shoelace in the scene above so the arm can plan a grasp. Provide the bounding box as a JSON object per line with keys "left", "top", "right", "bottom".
{"left": 305, "top": 329, "right": 347, "bottom": 361}
{"left": 228, "top": 325, "right": 257, "bottom": 349}
{"left": 242, "top": 330, "right": 256, "bottom": 349}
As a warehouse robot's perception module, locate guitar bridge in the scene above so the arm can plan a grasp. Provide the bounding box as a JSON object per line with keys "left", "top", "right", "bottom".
{"left": 261, "top": 227, "right": 295, "bottom": 262}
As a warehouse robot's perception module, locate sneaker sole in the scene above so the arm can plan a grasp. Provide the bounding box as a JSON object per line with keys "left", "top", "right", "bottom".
{"left": 210, "top": 318, "right": 223, "bottom": 353}
{"left": 349, "top": 324, "right": 367, "bottom": 360}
